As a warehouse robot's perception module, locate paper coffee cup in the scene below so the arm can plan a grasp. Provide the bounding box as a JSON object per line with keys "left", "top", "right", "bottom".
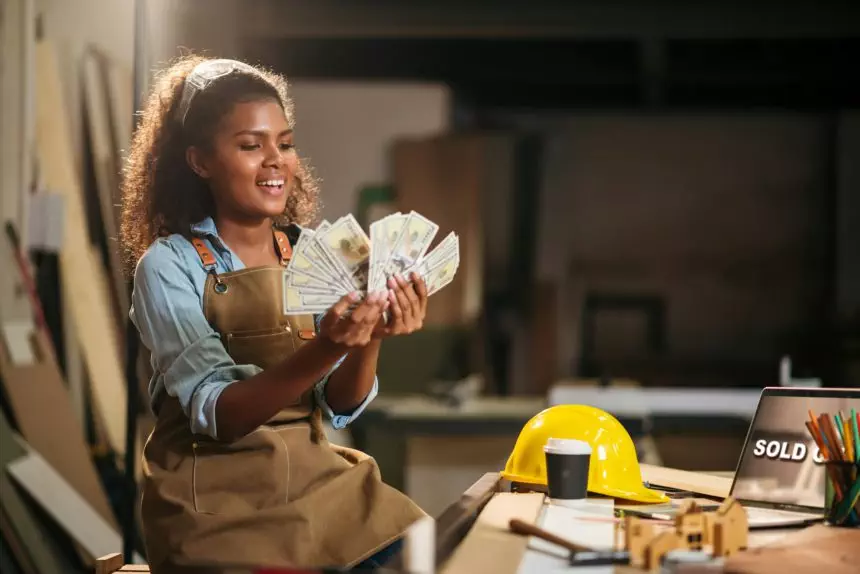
{"left": 544, "top": 438, "right": 592, "bottom": 503}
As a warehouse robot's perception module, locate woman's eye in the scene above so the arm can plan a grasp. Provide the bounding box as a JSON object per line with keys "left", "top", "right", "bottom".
{"left": 239, "top": 143, "right": 259, "bottom": 151}
{"left": 280, "top": 143, "right": 295, "bottom": 151}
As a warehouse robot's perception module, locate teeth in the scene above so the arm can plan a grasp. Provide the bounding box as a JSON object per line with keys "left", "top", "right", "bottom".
{"left": 257, "top": 180, "right": 284, "bottom": 186}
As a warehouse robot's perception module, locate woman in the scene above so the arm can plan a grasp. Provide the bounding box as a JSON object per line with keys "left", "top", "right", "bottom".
{"left": 121, "top": 56, "right": 427, "bottom": 572}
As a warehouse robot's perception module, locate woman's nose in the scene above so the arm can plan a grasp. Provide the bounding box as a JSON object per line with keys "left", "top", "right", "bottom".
{"left": 262, "top": 142, "right": 283, "bottom": 167}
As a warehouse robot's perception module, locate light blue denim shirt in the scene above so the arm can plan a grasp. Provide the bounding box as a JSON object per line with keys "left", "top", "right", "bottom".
{"left": 129, "top": 217, "right": 377, "bottom": 439}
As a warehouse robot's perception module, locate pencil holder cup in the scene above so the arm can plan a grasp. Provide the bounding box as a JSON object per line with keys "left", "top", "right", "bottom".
{"left": 824, "top": 462, "right": 860, "bottom": 527}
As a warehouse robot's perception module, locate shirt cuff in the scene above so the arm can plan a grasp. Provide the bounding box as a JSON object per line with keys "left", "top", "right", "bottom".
{"left": 191, "top": 363, "right": 262, "bottom": 439}
{"left": 314, "top": 373, "right": 379, "bottom": 430}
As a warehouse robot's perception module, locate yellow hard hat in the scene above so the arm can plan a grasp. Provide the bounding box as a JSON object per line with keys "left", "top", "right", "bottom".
{"left": 501, "top": 404, "right": 669, "bottom": 504}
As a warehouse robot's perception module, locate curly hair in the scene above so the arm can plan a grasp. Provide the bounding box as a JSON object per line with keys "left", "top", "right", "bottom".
{"left": 120, "top": 55, "right": 320, "bottom": 276}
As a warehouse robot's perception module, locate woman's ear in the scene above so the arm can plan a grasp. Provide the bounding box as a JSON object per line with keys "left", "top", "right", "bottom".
{"left": 186, "top": 146, "right": 211, "bottom": 179}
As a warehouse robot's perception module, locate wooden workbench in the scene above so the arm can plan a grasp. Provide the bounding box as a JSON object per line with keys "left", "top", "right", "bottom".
{"left": 97, "top": 468, "right": 857, "bottom": 573}
{"left": 419, "top": 471, "right": 858, "bottom": 574}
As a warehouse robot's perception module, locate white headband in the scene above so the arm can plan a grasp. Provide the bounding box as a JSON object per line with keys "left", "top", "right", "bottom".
{"left": 176, "top": 59, "right": 262, "bottom": 126}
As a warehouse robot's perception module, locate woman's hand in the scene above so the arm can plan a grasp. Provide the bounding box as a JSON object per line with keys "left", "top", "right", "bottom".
{"left": 373, "top": 272, "right": 428, "bottom": 339}
{"left": 319, "top": 291, "right": 388, "bottom": 349}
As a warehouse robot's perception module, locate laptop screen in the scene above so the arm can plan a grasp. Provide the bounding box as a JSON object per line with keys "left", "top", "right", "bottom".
{"left": 730, "top": 388, "right": 860, "bottom": 511}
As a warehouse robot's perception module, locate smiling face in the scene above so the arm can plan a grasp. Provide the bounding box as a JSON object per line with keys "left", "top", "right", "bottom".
{"left": 186, "top": 98, "right": 298, "bottom": 223}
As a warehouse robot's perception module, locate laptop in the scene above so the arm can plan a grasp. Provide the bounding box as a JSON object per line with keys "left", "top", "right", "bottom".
{"left": 622, "top": 387, "right": 860, "bottom": 528}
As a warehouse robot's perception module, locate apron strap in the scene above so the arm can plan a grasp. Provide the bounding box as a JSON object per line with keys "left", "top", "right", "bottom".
{"left": 273, "top": 229, "right": 292, "bottom": 266}
{"left": 191, "top": 237, "right": 217, "bottom": 270}
{"left": 191, "top": 229, "right": 292, "bottom": 269}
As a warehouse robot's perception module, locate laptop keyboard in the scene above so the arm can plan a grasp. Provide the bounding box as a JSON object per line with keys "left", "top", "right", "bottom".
{"left": 743, "top": 505, "right": 820, "bottom": 524}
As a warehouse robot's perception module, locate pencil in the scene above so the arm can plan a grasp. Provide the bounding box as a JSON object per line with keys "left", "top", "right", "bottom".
{"left": 843, "top": 420, "right": 854, "bottom": 463}
{"left": 835, "top": 413, "right": 845, "bottom": 443}
{"left": 809, "top": 410, "right": 824, "bottom": 449}
{"left": 805, "top": 421, "right": 827, "bottom": 458}
{"left": 821, "top": 414, "right": 845, "bottom": 462}
{"left": 820, "top": 415, "right": 848, "bottom": 500}
{"left": 851, "top": 409, "right": 860, "bottom": 462}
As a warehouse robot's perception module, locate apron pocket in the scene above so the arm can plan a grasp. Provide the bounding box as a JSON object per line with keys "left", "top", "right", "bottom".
{"left": 192, "top": 431, "right": 289, "bottom": 515}
{"left": 225, "top": 327, "right": 295, "bottom": 371}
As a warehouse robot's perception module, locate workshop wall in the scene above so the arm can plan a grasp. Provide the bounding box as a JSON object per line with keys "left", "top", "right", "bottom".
{"left": 288, "top": 81, "right": 452, "bottom": 221}
{"left": 36, "top": 0, "right": 134, "bottom": 162}
{"left": 525, "top": 114, "right": 830, "bottom": 384}
{"left": 837, "top": 112, "right": 860, "bottom": 325}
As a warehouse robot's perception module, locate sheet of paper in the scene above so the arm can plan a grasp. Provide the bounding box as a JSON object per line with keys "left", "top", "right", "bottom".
{"left": 518, "top": 499, "right": 616, "bottom": 574}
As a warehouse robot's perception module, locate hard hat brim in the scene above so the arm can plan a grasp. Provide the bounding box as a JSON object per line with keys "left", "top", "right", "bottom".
{"left": 589, "top": 483, "right": 670, "bottom": 505}
{"left": 500, "top": 472, "right": 670, "bottom": 505}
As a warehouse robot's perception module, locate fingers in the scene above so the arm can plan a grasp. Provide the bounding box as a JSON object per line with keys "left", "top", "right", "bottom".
{"left": 387, "top": 286, "right": 404, "bottom": 323}
{"left": 397, "top": 274, "right": 421, "bottom": 316}
{"left": 320, "top": 291, "right": 361, "bottom": 332}
{"left": 411, "top": 272, "right": 428, "bottom": 315}
{"left": 388, "top": 276, "right": 412, "bottom": 322}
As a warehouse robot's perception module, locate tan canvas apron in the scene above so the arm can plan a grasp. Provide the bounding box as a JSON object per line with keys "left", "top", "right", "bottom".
{"left": 139, "top": 228, "right": 426, "bottom": 572}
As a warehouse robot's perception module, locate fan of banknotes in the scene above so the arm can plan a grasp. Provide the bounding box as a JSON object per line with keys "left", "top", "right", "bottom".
{"left": 282, "top": 211, "right": 460, "bottom": 315}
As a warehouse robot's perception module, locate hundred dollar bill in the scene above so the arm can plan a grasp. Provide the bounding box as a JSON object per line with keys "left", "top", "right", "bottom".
{"left": 384, "top": 211, "right": 438, "bottom": 279}
{"left": 317, "top": 214, "right": 371, "bottom": 289}
{"left": 282, "top": 283, "right": 340, "bottom": 315}
{"left": 369, "top": 212, "right": 405, "bottom": 292}
{"left": 422, "top": 251, "right": 459, "bottom": 296}
{"left": 405, "top": 231, "right": 458, "bottom": 278}
{"left": 287, "top": 230, "right": 345, "bottom": 290}
{"left": 286, "top": 265, "right": 346, "bottom": 294}
{"left": 310, "top": 219, "right": 364, "bottom": 291}
{"left": 300, "top": 224, "right": 355, "bottom": 292}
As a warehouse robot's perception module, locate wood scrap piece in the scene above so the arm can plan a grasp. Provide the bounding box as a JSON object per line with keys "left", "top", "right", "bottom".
{"left": 103, "top": 55, "right": 133, "bottom": 168}
{"left": 640, "top": 464, "right": 732, "bottom": 499}
{"left": 0, "top": 411, "right": 73, "bottom": 574}
{"left": 95, "top": 552, "right": 124, "bottom": 574}
{"left": 440, "top": 492, "right": 545, "bottom": 574}
{"left": 433, "top": 472, "right": 500, "bottom": 567}
{"left": 6, "top": 447, "right": 144, "bottom": 564}
{"left": 0, "top": 529, "right": 24, "bottom": 574}
{"left": 82, "top": 49, "right": 129, "bottom": 332}
{"left": 0, "top": 507, "right": 37, "bottom": 574}
{"left": 0, "top": 325, "right": 117, "bottom": 527}
{"left": 34, "top": 40, "right": 127, "bottom": 455}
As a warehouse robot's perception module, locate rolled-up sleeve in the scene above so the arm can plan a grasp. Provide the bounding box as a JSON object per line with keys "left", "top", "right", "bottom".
{"left": 130, "top": 240, "right": 260, "bottom": 439}
{"left": 311, "top": 315, "right": 379, "bottom": 429}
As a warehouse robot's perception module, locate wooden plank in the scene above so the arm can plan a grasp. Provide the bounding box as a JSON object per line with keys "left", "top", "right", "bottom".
{"left": 6, "top": 447, "right": 144, "bottom": 564}
{"left": 0, "top": 324, "right": 117, "bottom": 528}
{"left": 95, "top": 552, "right": 123, "bottom": 574}
{"left": 433, "top": 472, "right": 501, "bottom": 567}
{"left": 640, "top": 464, "right": 732, "bottom": 499}
{"left": 34, "top": 40, "right": 127, "bottom": 455}
{"left": 0, "top": 507, "right": 37, "bottom": 574}
{"left": 82, "top": 49, "right": 129, "bottom": 334}
{"left": 103, "top": 55, "right": 133, "bottom": 168}
{"left": 0, "top": 528, "right": 24, "bottom": 574}
{"left": 440, "top": 491, "right": 545, "bottom": 574}
{"left": 0, "top": 411, "right": 72, "bottom": 574}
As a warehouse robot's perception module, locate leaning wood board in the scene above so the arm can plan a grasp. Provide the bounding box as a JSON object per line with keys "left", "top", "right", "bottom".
{"left": 0, "top": 411, "right": 71, "bottom": 574}
{"left": 0, "top": 494, "right": 38, "bottom": 574}
{"left": 440, "top": 492, "right": 545, "bottom": 574}
{"left": 82, "top": 49, "right": 129, "bottom": 334}
{"left": 7, "top": 449, "right": 144, "bottom": 564}
{"left": 0, "top": 327, "right": 117, "bottom": 528}
{"left": 34, "top": 40, "right": 127, "bottom": 455}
